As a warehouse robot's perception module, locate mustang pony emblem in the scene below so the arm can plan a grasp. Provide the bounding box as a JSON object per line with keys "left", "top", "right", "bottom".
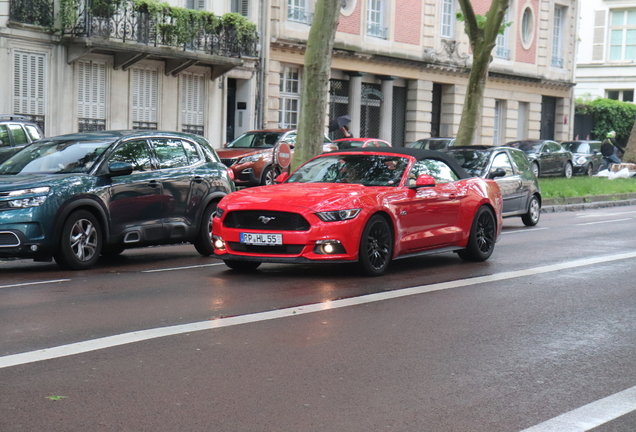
{"left": 259, "top": 216, "right": 276, "bottom": 224}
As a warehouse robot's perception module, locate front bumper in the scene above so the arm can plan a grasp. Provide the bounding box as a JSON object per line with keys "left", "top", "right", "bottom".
{"left": 0, "top": 228, "right": 53, "bottom": 258}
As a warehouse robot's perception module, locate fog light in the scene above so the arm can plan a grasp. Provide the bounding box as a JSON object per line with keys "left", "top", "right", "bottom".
{"left": 213, "top": 236, "right": 226, "bottom": 251}
{"left": 30, "top": 245, "right": 38, "bottom": 252}
{"left": 314, "top": 240, "right": 345, "bottom": 255}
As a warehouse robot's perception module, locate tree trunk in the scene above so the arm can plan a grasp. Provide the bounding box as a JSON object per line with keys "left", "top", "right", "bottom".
{"left": 455, "top": 0, "right": 509, "bottom": 147}
{"left": 624, "top": 119, "right": 636, "bottom": 163}
{"left": 291, "top": 0, "right": 341, "bottom": 172}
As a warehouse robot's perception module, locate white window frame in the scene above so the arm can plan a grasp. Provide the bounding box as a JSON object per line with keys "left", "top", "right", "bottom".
{"left": 131, "top": 66, "right": 159, "bottom": 130}
{"left": 77, "top": 60, "right": 107, "bottom": 131}
{"left": 367, "top": 0, "right": 387, "bottom": 39}
{"left": 495, "top": 10, "right": 510, "bottom": 59}
{"left": 13, "top": 50, "right": 46, "bottom": 119}
{"left": 231, "top": 0, "right": 249, "bottom": 17}
{"left": 440, "top": 0, "right": 455, "bottom": 38}
{"left": 552, "top": 5, "right": 564, "bottom": 67}
{"left": 186, "top": 0, "right": 206, "bottom": 10}
{"left": 493, "top": 100, "right": 504, "bottom": 146}
{"left": 278, "top": 66, "right": 301, "bottom": 129}
{"left": 288, "top": 0, "right": 312, "bottom": 24}
{"left": 609, "top": 9, "right": 636, "bottom": 61}
{"left": 181, "top": 71, "right": 206, "bottom": 135}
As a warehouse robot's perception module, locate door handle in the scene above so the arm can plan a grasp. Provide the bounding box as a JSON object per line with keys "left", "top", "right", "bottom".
{"left": 148, "top": 180, "right": 159, "bottom": 188}
{"left": 193, "top": 176, "right": 204, "bottom": 183}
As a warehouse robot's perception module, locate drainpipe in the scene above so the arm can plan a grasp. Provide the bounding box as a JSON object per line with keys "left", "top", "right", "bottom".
{"left": 257, "top": 0, "right": 271, "bottom": 129}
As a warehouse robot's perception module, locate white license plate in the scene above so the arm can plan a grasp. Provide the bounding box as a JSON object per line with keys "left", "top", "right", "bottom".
{"left": 240, "top": 232, "right": 283, "bottom": 246}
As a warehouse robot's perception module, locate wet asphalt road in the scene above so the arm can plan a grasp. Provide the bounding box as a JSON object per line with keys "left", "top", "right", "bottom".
{"left": 2, "top": 206, "right": 636, "bottom": 432}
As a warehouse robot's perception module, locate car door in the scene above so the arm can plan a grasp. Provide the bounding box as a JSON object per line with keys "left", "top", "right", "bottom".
{"left": 539, "top": 142, "right": 558, "bottom": 174}
{"left": 489, "top": 151, "right": 523, "bottom": 215}
{"left": 509, "top": 148, "right": 537, "bottom": 212}
{"left": 0, "top": 125, "right": 13, "bottom": 163}
{"left": 396, "top": 159, "right": 463, "bottom": 251}
{"left": 105, "top": 139, "right": 165, "bottom": 242}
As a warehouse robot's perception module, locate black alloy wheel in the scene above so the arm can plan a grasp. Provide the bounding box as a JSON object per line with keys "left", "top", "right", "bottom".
{"left": 458, "top": 206, "right": 496, "bottom": 262}
{"left": 54, "top": 210, "right": 102, "bottom": 270}
{"left": 358, "top": 215, "right": 393, "bottom": 276}
{"left": 521, "top": 195, "right": 541, "bottom": 226}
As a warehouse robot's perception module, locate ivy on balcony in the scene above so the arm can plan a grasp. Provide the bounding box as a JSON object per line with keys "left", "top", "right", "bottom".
{"left": 59, "top": 0, "right": 258, "bottom": 57}
{"left": 9, "top": 0, "right": 55, "bottom": 28}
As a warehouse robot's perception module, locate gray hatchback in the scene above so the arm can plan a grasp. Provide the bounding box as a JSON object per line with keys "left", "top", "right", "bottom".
{"left": 443, "top": 145, "right": 542, "bottom": 226}
{"left": 0, "top": 115, "right": 43, "bottom": 163}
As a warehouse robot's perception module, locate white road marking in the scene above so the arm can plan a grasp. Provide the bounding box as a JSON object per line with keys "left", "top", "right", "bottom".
{"left": 518, "top": 385, "right": 636, "bottom": 432}
{"left": 502, "top": 227, "right": 549, "bottom": 235}
{"left": 2, "top": 251, "right": 636, "bottom": 370}
{"left": 142, "top": 263, "right": 225, "bottom": 273}
{"left": 0, "top": 279, "right": 70, "bottom": 290}
{"left": 575, "top": 218, "right": 632, "bottom": 226}
{"left": 576, "top": 210, "right": 636, "bottom": 218}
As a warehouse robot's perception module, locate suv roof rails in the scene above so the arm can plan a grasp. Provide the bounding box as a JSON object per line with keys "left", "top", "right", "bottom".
{"left": 0, "top": 114, "right": 30, "bottom": 121}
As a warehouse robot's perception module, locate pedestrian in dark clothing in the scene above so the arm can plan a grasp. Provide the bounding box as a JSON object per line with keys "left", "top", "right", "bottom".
{"left": 601, "top": 131, "right": 624, "bottom": 171}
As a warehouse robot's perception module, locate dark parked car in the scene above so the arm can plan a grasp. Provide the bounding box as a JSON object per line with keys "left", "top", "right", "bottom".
{"left": 444, "top": 145, "right": 541, "bottom": 226}
{"left": 560, "top": 140, "right": 603, "bottom": 176}
{"left": 409, "top": 137, "right": 455, "bottom": 150}
{"left": 0, "top": 115, "right": 43, "bottom": 163}
{"left": 0, "top": 130, "right": 235, "bottom": 270}
{"left": 506, "top": 140, "right": 573, "bottom": 178}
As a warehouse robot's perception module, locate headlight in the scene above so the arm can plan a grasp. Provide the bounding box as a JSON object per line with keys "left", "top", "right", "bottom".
{"left": 315, "top": 209, "right": 361, "bottom": 222}
{"left": 575, "top": 156, "right": 587, "bottom": 165}
{"left": 215, "top": 208, "right": 225, "bottom": 218}
{"left": 6, "top": 187, "right": 50, "bottom": 208}
{"left": 238, "top": 154, "right": 263, "bottom": 164}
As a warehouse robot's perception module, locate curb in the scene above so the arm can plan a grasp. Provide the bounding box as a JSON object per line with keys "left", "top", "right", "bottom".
{"left": 542, "top": 193, "right": 636, "bottom": 213}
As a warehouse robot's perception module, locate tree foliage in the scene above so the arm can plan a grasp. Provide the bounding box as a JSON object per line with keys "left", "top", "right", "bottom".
{"left": 575, "top": 99, "right": 636, "bottom": 143}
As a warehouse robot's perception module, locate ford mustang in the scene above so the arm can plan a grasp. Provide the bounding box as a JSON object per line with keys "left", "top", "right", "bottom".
{"left": 212, "top": 148, "right": 503, "bottom": 276}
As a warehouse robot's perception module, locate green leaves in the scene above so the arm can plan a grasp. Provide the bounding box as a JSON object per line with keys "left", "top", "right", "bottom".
{"left": 576, "top": 98, "right": 636, "bottom": 142}
{"left": 456, "top": 11, "right": 511, "bottom": 35}
{"left": 45, "top": 395, "right": 67, "bottom": 401}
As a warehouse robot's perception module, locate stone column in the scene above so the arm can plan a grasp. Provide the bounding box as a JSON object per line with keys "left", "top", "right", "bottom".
{"left": 405, "top": 79, "right": 433, "bottom": 145}
{"left": 378, "top": 76, "right": 396, "bottom": 142}
{"left": 347, "top": 72, "right": 365, "bottom": 138}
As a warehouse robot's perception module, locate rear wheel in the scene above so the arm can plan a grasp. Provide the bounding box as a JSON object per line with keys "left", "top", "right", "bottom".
{"left": 458, "top": 206, "right": 496, "bottom": 262}
{"left": 358, "top": 215, "right": 393, "bottom": 276}
{"left": 521, "top": 195, "right": 541, "bottom": 226}
{"left": 531, "top": 162, "right": 540, "bottom": 178}
{"left": 224, "top": 260, "right": 261, "bottom": 271}
{"left": 54, "top": 210, "right": 102, "bottom": 270}
{"left": 194, "top": 202, "right": 217, "bottom": 256}
{"left": 563, "top": 162, "right": 573, "bottom": 178}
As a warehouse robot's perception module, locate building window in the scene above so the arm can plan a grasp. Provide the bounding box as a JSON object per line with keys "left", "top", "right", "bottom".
{"left": 495, "top": 9, "right": 510, "bottom": 59}
{"left": 77, "top": 60, "right": 107, "bottom": 132}
{"left": 609, "top": 9, "right": 636, "bottom": 61}
{"left": 552, "top": 6, "right": 564, "bottom": 67}
{"left": 607, "top": 89, "right": 634, "bottom": 102}
{"left": 288, "top": 0, "right": 312, "bottom": 24}
{"left": 186, "top": 0, "right": 206, "bottom": 10}
{"left": 367, "top": 0, "right": 387, "bottom": 39}
{"left": 279, "top": 66, "right": 301, "bottom": 129}
{"left": 231, "top": 0, "right": 249, "bottom": 16}
{"left": 517, "top": 102, "right": 528, "bottom": 140}
{"left": 440, "top": 0, "right": 455, "bottom": 38}
{"left": 131, "top": 66, "right": 158, "bottom": 130}
{"left": 13, "top": 50, "right": 46, "bottom": 134}
{"left": 521, "top": 6, "right": 534, "bottom": 48}
{"left": 181, "top": 72, "right": 205, "bottom": 136}
{"left": 493, "top": 100, "right": 505, "bottom": 146}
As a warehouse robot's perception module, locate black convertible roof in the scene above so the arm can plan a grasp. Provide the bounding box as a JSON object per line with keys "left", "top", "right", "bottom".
{"left": 327, "top": 147, "right": 471, "bottom": 179}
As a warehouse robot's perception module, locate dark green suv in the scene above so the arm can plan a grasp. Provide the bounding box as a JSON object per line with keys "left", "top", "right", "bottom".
{"left": 0, "top": 130, "right": 235, "bottom": 269}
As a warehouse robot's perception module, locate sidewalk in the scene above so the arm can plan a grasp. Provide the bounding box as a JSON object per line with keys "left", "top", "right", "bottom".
{"left": 542, "top": 192, "right": 636, "bottom": 213}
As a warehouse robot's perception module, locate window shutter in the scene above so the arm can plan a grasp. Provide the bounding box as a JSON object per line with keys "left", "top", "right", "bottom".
{"left": 181, "top": 72, "right": 205, "bottom": 126}
{"left": 132, "top": 67, "right": 158, "bottom": 123}
{"left": 240, "top": 0, "right": 249, "bottom": 16}
{"left": 196, "top": 0, "right": 206, "bottom": 10}
{"left": 13, "top": 51, "right": 46, "bottom": 116}
{"left": 593, "top": 10, "right": 606, "bottom": 61}
{"left": 77, "top": 60, "right": 107, "bottom": 120}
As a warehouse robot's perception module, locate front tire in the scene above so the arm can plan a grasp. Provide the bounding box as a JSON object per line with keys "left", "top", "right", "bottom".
{"left": 458, "top": 206, "right": 496, "bottom": 262}
{"left": 261, "top": 166, "right": 278, "bottom": 186}
{"left": 358, "top": 215, "right": 393, "bottom": 276}
{"left": 54, "top": 210, "right": 102, "bottom": 270}
{"left": 521, "top": 195, "right": 541, "bottom": 226}
{"left": 563, "top": 161, "right": 573, "bottom": 178}
{"left": 531, "top": 162, "right": 540, "bottom": 178}
{"left": 586, "top": 163, "right": 594, "bottom": 176}
{"left": 194, "top": 202, "right": 217, "bottom": 256}
{"left": 224, "top": 260, "right": 261, "bottom": 271}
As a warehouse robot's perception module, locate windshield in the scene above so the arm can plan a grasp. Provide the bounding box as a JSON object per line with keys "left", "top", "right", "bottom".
{"left": 0, "top": 140, "right": 112, "bottom": 175}
{"left": 226, "top": 132, "right": 284, "bottom": 148}
{"left": 507, "top": 141, "right": 542, "bottom": 153}
{"left": 411, "top": 139, "right": 453, "bottom": 150}
{"left": 445, "top": 150, "right": 490, "bottom": 176}
{"left": 335, "top": 140, "right": 365, "bottom": 149}
{"left": 287, "top": 154, "right": 409, "bottom": 186}
{"left": 561, "top": 142, "right": 590, "bottom": 154}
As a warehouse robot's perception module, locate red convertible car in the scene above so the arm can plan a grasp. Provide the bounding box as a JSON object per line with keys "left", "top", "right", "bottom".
{"left": 212, "top": 148, "right": 503, "bottom": 276}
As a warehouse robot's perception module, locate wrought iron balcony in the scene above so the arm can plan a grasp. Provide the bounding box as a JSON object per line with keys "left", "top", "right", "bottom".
{"left": 9, "top": 0, "right": 54, "bottom": 27}
{"left": 61, "top": 0, "right": 258, "bottom": 59}
{"left": 551, "top": 56, "right": 564, "bottom": 68}
{"left": 495, "top": 46, "right": 510, "bottom": 60}
{"left": 367, "top": 23, "right": 387, "bottom": 39}
{"left": 288, "top": 7, "right": 313, "bottom": 24}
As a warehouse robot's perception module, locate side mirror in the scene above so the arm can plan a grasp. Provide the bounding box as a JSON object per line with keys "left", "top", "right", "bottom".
{"left": 488, "top": 168, "right": 506, "bottom": 179}
{"left": 412, "top": 174, "right": 436, "bottom": 188}
{"left": 223, "top": 142, "right": 229, "bottom": 148}
{"left": 108, "top": 161, "right": 133, "bottom": 176}
{"left": 275, "top": 172, "right": 290, "bottom": 183}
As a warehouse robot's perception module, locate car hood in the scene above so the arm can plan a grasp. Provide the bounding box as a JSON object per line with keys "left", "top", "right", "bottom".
{"left": 216, "top": 148, "right": 271, "bottom": 158}
{"left": 0, "top": 173, "right": 91, "bottom": 191}
{"left": 222, "top": 183, "right": 370, "bottom": 212}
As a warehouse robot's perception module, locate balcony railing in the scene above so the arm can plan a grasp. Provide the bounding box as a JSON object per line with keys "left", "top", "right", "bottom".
{"left": 367, "top": 23, "right": 387, "bottom": 39}
{"left": 61, "top": 0, "right": 258, "bottom": 58}
{"left": 288, "top": 7, "right": 313, "bottom": 24}
{"left": 495, "top": 46, "right": 510, "bottom": 60}
{"left": 9, "top": 0, "right": 54, "bottom": 27}
{"left": 551, "top": 56, "right": 564, "bottom": 68}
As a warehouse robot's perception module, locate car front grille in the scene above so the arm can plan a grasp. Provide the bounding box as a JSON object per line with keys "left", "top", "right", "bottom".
{"left": 220, "top": 158, "right": 238, "bottom": 167}
{"left": 0, "top": 232, "right": 20, "bottom": 247}
{"left": 227, "top": 243, "right": 304, "bottom": 255}
{"left": 224, "top": 210, "right": 310, "bottom": 231}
